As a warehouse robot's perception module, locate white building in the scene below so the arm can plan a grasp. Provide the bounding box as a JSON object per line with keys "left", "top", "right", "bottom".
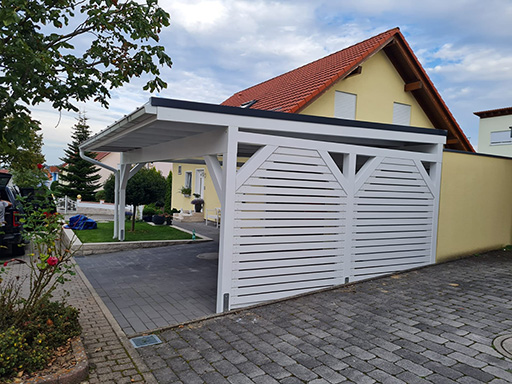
{"left": 475, "top": 107, "right": 512, "bottom": 157}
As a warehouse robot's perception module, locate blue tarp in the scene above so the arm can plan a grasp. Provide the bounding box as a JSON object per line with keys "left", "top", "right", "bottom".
{"left": 66, "top": 214, "right": 97, "bottom": 230}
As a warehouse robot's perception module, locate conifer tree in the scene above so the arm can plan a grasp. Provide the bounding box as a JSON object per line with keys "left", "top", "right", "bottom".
{"left": 58, "top": 113, "right": 100, "bottom": 200}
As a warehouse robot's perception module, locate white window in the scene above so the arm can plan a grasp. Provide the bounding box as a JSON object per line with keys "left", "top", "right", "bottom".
{"left": 184, "top": 171, "right": 192, "bottom": 189}
{"left": 178, "top": 165, "right": 182, "bottom": 175}
{"left": 393, "top": 102, "right": 411, "bottom": 126}
{"left": 490, "top": 130, "right": 512, "bottom": 145}
{"left": 334, "top": 91, "right": 356, "bottom": 120}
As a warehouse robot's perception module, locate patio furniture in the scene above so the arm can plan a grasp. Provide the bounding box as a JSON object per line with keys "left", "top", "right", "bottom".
{"left": 205, "top": 208, "right": 220, "bottom": 228}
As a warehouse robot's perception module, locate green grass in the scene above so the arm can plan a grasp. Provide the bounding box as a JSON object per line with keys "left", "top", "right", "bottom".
{"left": 74, "top": 221, "right": 195, "bottom": 243}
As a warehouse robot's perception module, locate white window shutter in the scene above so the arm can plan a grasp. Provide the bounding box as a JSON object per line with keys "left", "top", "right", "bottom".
{"left": 334, "top": 91, "right": 356, "bottom": 120}
{"left": 490, "top": 130, "right": 512, "bottom": 145}
{"left": 393, "top": 103, "right": 411, "bottom": 126}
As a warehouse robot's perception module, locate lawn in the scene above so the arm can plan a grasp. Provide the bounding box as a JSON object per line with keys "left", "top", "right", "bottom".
{"left": 74, "top": 221, "right": 196, "bottom": 243}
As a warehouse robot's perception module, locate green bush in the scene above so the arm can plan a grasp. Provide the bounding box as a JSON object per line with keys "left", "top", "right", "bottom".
{"left": 142, "top": 203, "right": 159, "bottom": 216}
{"left": 0, "top": 300, "right": 80, "bottom": 378}
{"left": 95, "top": 189, "right": 106, "bottom": 202}
{"left": 0, "top": 188, "right": 81, "bottom": 380}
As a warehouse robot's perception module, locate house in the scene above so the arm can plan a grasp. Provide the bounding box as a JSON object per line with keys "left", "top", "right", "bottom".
{"left": 475, "top": 107, "right": 512, "bottom": 157}
{"left": 171, "top": 27, "right": 473, "bottom": 216}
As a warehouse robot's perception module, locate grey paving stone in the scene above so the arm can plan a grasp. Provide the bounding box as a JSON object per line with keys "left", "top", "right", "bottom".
{"left": 259, "top": 362, "right": 291, "bottom": 380}
{"left": 452, "top": 363, "right": 495, "bottom": 382}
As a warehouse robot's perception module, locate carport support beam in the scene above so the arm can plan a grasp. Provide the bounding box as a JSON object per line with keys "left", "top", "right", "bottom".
{"left": 216, "top": 126, "right": 238, "bottom": 313}
{"left": 117, "top": 159, "right": 146, "bottom": 241}
{"left": 118, "top": 162, "right": 130, "bottom": 241}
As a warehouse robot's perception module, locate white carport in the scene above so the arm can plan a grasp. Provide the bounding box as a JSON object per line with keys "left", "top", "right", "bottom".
{"left": 80, "top": 97, "right": 446, "bottom": 313}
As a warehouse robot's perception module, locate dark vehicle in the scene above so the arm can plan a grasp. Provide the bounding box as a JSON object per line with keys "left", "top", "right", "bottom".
{"left": 0, "top": 173, "right": 25, "bottom": 256}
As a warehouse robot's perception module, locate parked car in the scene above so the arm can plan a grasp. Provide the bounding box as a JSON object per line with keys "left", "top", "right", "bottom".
{"left": 0, "top": 173, "right": 25, "bottom": 256}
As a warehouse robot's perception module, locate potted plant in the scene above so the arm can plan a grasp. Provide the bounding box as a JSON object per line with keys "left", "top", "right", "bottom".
{"left": 152, "top": 201, "right": 165, "bottom": 224}
{"left": 191, "top": 193, "right": 204, "bottom": 213}
{"left": 180, "top": 186, "right": 191, "bottom": 197}
{"left": 142, "top": 203, "right": 158, "bottom": 222}
{"left": 164, "top": 208, "right": 180, "bottom": 225}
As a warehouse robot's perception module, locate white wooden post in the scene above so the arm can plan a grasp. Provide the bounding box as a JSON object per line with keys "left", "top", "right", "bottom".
{"left": 343, "top": 152, "right": 356, "bottom": 283}
{"left": 217, "top": 126, "right": 238, "bottom": 313}
{"left": 113, "top": 170, "right": 120, "bottom": 239}
{"left": 204, "top": 155, "right": 224, "bottom": 207}
{"left": 118, "top": 157, "right": 130, "bottom": 241}
{"left": 429, "top": 143, "right": 444, "bottom": 264}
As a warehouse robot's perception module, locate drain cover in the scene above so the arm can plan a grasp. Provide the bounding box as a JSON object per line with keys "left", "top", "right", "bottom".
{"left": 493, "top": 334, "right": 512, "bottom": 359}
{"left": 197, "top": 252, "right": 218, "bottom": 260}
{"left": 129, "top": 334, "right": 162, "bottom": 348}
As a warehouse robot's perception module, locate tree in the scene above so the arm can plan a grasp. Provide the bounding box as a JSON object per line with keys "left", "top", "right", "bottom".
{"left": 104, "top": 167, "right": 166, "bottom": 231}
{"left": 11, "top": 164, "right": 48, "bottom": 188}
{"left": 164, "top": 170, "right": 172, "bottom": 214}
{"left": 58, "top": 113, "right": 101, "bottom": 200}
{"left": 0, "top": 0, "right": 172, "bottom": 168}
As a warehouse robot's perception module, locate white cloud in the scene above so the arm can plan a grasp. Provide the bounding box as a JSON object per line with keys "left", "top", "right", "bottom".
{"left": 29, "top": 0, "right": 512, "bottom": 163}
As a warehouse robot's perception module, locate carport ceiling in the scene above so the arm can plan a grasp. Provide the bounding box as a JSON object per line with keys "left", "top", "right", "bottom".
{"left": 80, "top": 97, "right": 447, "bottom": 157}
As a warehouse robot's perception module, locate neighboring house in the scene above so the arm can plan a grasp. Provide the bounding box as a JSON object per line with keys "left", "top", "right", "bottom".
{"left": 475, "top": 107, "right": 512, "bottom": 157}
{"left": 47, "top": 165, "right": 61, "bottom": 186}
{"left": 172, "top": 27, "right": 473, "bottom": 215}
{"left": 94, "top": 151, "right": 172, "bottom": 186}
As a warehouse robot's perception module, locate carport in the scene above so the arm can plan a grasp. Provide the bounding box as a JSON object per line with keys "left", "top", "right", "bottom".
{"left": 80, "top": 97, "right": 446, "bottom": 313}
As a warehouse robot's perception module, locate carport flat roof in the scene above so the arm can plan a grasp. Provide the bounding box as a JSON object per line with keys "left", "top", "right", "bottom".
{"left": 80, "top": 97, "right": 447, "bottom": 156}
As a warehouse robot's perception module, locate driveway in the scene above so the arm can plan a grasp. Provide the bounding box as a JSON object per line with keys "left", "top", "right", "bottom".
{"left": 134, "top": 250, "right": 512, "bottom": 383}
{"left": 75, "top": 222, "right": 219, "bottom": 335}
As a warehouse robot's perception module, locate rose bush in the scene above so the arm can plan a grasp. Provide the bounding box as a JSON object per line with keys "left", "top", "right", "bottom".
{"left": 0, "top": 188, "right": 81, "bottom": 380}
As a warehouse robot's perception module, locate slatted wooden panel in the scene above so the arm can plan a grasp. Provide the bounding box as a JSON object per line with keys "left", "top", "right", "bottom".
{"left": 231, "top": 146, "right": 346, "bottom": 308}
{"left": 352, "top": 157, "right": 434, "bottom": 280}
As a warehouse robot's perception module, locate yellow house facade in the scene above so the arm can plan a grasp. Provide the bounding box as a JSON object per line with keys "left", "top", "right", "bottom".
{"left": 171, "top": 28, "right": 471, "bottom": 217}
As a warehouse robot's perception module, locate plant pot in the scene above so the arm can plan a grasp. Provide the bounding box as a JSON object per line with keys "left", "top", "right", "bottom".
{"left": 143, "top": 215, "right": 152, "bottom": 222}
{"left": 152, "top": 215, "right": 165, "bottom": 225}
{"left": 194, "top": 204, "right": 202, "bottom": 213}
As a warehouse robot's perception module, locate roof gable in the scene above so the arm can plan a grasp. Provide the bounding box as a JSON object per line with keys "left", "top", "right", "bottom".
{"left": 222, "top": 28, "right": 473, "bottom": 152}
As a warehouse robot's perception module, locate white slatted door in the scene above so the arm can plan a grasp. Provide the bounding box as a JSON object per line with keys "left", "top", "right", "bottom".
{"left": 352, "top": 157, "right": 436, "bottom": 280}
{"left": 232, "top": 146, "right": 347, "bottom": 308}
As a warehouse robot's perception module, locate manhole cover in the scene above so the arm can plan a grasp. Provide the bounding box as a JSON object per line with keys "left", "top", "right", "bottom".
{"left": 197, "top": 252, "right": 218, "bottom": 260}
{"left": 493, "top": 334, "right": 512, "bottom": 359}
{"left": 129, "top": 334, "right": 162, "bottom": 348}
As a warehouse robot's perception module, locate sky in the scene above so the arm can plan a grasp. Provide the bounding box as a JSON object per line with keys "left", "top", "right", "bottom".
{"left": 34, "top": 0, "right": 512, "bottom": 164}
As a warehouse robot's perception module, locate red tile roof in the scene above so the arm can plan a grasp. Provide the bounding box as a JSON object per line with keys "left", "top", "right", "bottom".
{"left": 222, "top": 28, "right": 473, "bottom": 152}
{"left": 474, "top": 107, "right": 512, "bottom": 118}
{"left": 222, "top": 28, "right": 399, "bottom": 113}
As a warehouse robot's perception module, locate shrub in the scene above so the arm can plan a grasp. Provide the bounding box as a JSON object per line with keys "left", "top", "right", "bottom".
{"left": 143, "top": 203, "right": 159, "bottom": 216}
{"left": 95, "top": 189, "right": 106, "bottom": 202}
{"left": 0, "top": 300, "right": 80, "bottom": 378}
{"left": 0, "top": 188, "right": 81, "bottom": 380}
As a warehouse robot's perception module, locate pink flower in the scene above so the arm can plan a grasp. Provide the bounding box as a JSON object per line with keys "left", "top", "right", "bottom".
{"left": 47, "top": 256, "right": 59, "bottom": 266}
{"left": 3, "top": 261, "right": 8, "bottom": 267}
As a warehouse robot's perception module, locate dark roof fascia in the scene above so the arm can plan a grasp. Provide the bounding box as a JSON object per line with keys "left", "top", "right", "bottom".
{"left": 150, "top": 97, "right": 447, "bottom": 137}
{"left": 444, "top": 149, "right": 512, "bottom": 161}
{"left": 474, "top": 107, "right": 512, "bottom": 118}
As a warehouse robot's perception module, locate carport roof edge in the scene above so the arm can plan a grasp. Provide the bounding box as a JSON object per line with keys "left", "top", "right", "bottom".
{"left": 79, "top": 97, "right": 447, "bottom": 153}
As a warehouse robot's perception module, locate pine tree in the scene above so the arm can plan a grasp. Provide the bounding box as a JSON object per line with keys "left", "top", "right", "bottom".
{"left": 58, "top": 113, "right": 101, "bottom": 200}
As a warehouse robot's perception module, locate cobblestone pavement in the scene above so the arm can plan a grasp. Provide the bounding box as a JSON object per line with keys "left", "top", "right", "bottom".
{"left": 70, "top": 265, "right": 158, "bottom": 383}
{"left": 136, "top": 251, "right": 512, "bottom": 383}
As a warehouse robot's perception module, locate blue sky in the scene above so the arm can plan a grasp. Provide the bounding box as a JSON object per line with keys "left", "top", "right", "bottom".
{"left": 35, "top": 0, "right": 512, "bottom": 164}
